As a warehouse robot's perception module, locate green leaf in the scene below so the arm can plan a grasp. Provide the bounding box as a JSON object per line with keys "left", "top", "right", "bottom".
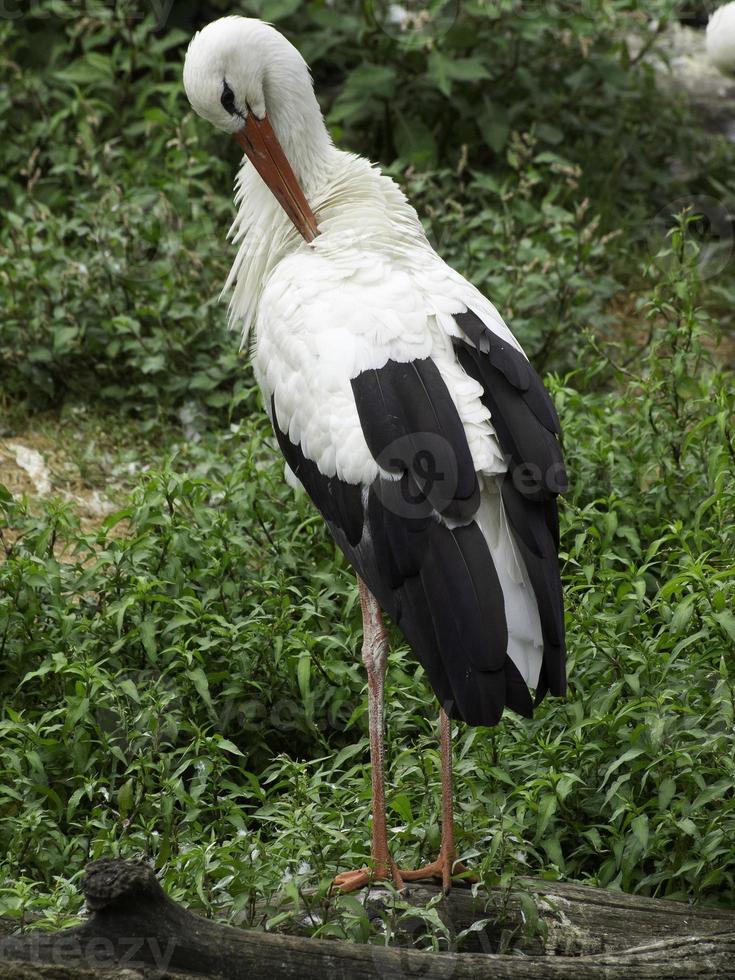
{"left": 713, "top": 610, "right": 735, "bottom": 643}
{"left": 517, "top": 891, "right": 541, "bottom": 937}
{"left": 601, "top": 748, "right": 645, "bottom": 788}
{"left": 537, "top": 794, "right": 557, "bottom": 836}
{"left": 478, "top": 99, "right": 510, "bottom": 153}
{"left": 119, "top": 679, "right": 139, "bottom": 702}
{"left": 118, "top": 779, "right": 134, "bottom": 818}
{"left": 140, "top": 618, "right": 157, "bottom": 659}
{"left": 297, "top": 654, "right": 311, "bottom": 705}
{"left": 102, "top": 508, "right": 133, "bottom": 531}
{"left": 56, "top": 54, "right": 114, "bottom": 87}
{"left": 428, "top": 51, "right": 452, "bottom": 97}
{"left": 52, "top": 326, "right": 78, "bottom": 353}
{"left": 658, "top": 777, "right": 676, "bottom": 811}
{"left": 389, "top": 793, "right": 413, "bottom": 823}
{"left": 331, "top": 742, "right": 365, "bottom": 771}
{"left": 677, "top": 818, "right": 698, "bottom": 837}
{"left": 188, "top": 668, "right": 213, "bottom": 712}
{"left": 670, "top": 596, "right": 695, "bottom": 634}
{"left": 536, "top": 123, "right": 564, "bottom": 145}
{"left": 394, "top": 113, "right": 438, "bottom": 167}
{"left": 446, "top": 57, "right": 491, "bottom": 82}
{"left": 429, "top": 52, "right": 491, "bottom": 94}
{"left": 258, "top": 0, "right": 302, "bottom": 20}
{"left": 631, "top": 814, "right": 649, "bottom": 850}
{"left": 329, "top": 65, "right": 397, "bottom": 123}
{"left": 217, "top": 738, "right": 244, "bottom": 757}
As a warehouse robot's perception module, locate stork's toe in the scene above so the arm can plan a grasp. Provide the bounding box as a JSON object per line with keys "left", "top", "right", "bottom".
{"left": 398, "top": 853, "right": 476, "bottom": 894}
{"left": 331, "top": 860, "right": 405, "bottom": 894}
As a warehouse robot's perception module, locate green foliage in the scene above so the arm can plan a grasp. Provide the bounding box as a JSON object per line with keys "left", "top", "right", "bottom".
{"left": 2, "top": 0, "right": 732, "bottom": 413}
{"left": 2, "top": 217, "right": 734, "bottom": 935}
{"left": 1, "top": 0, "right": 735, "bottom": 947}
{"left": 399, "top": 143, "right": 623, "bottom": 369}
{"left": 0, "top": 6, "right": 247, "bottom": 419}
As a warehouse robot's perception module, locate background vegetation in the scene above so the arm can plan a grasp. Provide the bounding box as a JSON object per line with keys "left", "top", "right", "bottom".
{"left": 1, "top": 0, "right": 734, "bottom": 947}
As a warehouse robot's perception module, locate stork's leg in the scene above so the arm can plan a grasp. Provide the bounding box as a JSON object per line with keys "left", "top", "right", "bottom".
{"left": 331, "top": 579, "right": 404, "bottom": 894}
{"left": 398, "top": 707, "right": 476, "bottom": 893}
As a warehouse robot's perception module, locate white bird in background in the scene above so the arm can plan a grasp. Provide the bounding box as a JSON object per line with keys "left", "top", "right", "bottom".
{"left": 707, "top": 2, "right": 735, "bottom": 75}
{"left": 183, "top": 16, "right": 566, "bottom": 893}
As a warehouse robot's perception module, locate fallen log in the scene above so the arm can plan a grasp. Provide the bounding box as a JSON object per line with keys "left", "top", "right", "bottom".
{"left": 343, "top": 876, "right": 735, "bottom": 956}
{"left": 1, "top": 859, "right": 734, "bottom": 979}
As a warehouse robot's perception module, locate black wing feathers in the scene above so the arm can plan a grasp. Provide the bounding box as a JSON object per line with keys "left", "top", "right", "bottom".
{"left": 501, "top": 476, "right": 564, "bottom": 655}
{"left": 420, "top": 522, "right": 507, "bottom": 673}
{"left": 271, "top": 322, "right": 567, "bottom": 726}
{"left": 454, "top": 310, "right": 562, "bottom": 436}
{"left": 351, "top": 358, "right": 480, "bottom": 522}
{"left": 453, "top": 309, "right": 567, "bottom": 700}
{"left": 455, "top": 342, "right": 566, "bottom": 501}
{"left": 272, "top": 418, "right": 364, "bottom": 547}
{"left": 271, "top": 354, "right": 517, "bottom": 727}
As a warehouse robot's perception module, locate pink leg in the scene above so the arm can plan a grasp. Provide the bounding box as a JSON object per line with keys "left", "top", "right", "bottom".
{"left": 399, "top": 707, "right": 476, "bottom": 893}
{"left": 332, "top": 579, "right": 404, "bottom": 893}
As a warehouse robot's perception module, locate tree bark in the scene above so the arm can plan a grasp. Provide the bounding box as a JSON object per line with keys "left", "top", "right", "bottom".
{"left": 351, "top": 876, "right": 735, "bottom": 955}
{"left": 1, "top": 859, "right": 734, "bottom": 980}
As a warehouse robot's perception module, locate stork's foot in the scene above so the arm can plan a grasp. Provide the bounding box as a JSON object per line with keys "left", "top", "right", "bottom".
{"left": 398, "top": 851, "right": 476, "bottom": 893}
{"left": 331, "top": 861, "right": 405, "bottom": 894}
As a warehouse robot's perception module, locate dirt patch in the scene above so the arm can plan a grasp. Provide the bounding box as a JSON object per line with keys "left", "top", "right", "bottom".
{"left": 0, "top": 428, "right": 132, "bottom": 562}
{"left": 1, "top": 434, "right": 117, "bottom": 522}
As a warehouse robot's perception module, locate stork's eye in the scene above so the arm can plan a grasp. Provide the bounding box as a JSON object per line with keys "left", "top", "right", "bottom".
{"left": 221, "top": 81, "right": 236, "bottom": 114}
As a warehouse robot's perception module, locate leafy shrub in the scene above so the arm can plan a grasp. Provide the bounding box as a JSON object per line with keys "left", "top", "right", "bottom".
{"left": 1, "top": 217, "right": 733, "bottom": 933}
{"left": 1, "top": 0, "right": 734, "bottom": 942}
{"left": 2, "top": 0, "right": 732, "bottom": 415}
{"left": 0, "top": 9, "right": 247, "bottom": 420}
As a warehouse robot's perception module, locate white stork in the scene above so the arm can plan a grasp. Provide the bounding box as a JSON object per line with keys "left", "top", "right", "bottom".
{"left": 183, "top": 16, "right": 567, "bottom": 894}
{"left": 707, "top": 2, "right": 735, "bottom": 75}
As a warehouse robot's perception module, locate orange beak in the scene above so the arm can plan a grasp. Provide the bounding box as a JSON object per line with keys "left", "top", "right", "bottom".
{"left": 234, "top": 114, "right": 320, "bottom": 243}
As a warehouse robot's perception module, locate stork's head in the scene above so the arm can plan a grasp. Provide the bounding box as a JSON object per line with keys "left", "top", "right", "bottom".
{"left": 183, "top": 17, "right": 324, "bottom": 242}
